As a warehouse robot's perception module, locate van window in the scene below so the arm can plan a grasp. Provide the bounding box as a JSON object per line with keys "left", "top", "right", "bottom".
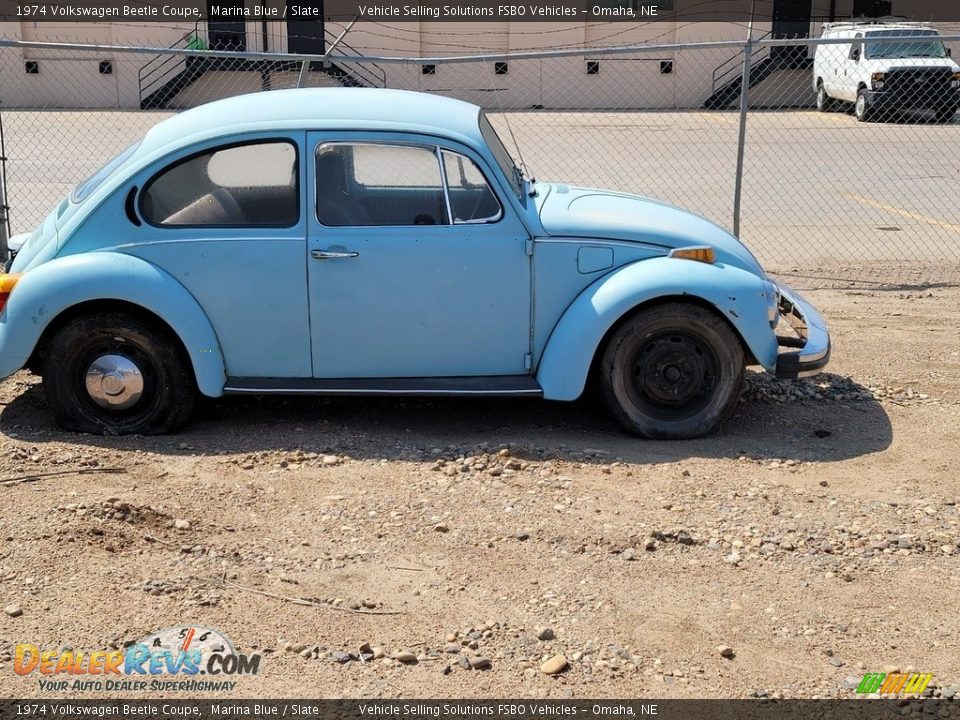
{"left": 865, "top": 30, "right": 947, "bottom": 59}
{"left": 849, "top": 33, "right": 863, "bottom": 60}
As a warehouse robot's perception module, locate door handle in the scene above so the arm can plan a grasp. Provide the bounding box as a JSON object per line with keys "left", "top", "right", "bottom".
{"left": 312, "top": 249, "right": 359, "bottom": 260}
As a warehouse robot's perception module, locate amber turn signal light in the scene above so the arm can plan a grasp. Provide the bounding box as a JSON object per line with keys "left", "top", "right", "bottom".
{"left": 0, "top": 274, "right": 22, "bottom": 314}
{"left": 668, "top": 247, "right": 716, "bottom": 264}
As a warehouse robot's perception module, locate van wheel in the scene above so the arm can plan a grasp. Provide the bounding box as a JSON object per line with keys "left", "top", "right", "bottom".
{"left": 42, "top": 312, "right": 195, "bottom": 435}
{"left": 816, "top": 83, "right": 832, "bottom": 112}
{"left": 855, "top": 90, "right": 873, "bottom": 122}
{"left": 598, "top": 303, "right": 744, "bottom": 440}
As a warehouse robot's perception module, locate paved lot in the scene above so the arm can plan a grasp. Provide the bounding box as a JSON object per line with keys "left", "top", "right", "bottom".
{"left": 3, "top": 107, "right": 959, "bottom": 284}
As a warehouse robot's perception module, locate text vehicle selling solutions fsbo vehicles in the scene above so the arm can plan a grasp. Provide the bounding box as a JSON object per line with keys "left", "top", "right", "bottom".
{"left": 0, "top": 89, "right": 830, "bottom": 438}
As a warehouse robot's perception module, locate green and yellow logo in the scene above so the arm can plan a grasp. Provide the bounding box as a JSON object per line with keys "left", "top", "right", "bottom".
{"left": 856, "top": 672, "right": 933, "bottom": 695}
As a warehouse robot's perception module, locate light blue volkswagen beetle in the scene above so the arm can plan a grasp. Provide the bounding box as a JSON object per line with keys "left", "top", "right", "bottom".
{"left": 1, "top": 88, "right": 829, "bottom": 438}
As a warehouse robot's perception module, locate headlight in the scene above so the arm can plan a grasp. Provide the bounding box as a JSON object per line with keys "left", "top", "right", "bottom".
{"left": 871, "top": 72, "right": 886, "bottom": 90}
{"left": 765, "top": 282, "right": 779, "bottom": 328}
{"left": 952, "top": 72, "right": 960, "bottom": 88}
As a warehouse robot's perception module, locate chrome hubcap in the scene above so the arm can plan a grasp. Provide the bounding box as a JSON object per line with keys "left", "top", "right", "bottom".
{"left": 85, "top": 354, "right": 144, "bottom": 410}
{"left": 856, "top": 96, "right": 865, "bottom": 116}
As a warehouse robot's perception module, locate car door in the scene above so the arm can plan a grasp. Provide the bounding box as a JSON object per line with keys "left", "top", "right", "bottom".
{"left": 124, "top": 133, "right": 313, "bottom": 379}
{"left": 305, "top": 132, "right": 532, "bottom": 379}
{"left": 843, "top": 33, "right": 864, "bottom": 101}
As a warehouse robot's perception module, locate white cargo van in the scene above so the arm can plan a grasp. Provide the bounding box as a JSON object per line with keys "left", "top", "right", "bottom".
{"left": 812, "top": 21, "right": 960, "bottom": 122}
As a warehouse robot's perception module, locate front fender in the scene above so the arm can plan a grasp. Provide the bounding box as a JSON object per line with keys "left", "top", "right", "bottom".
{"left": 0, "top": 252, "right": 227, "bottom": 397}
{"left": 536, "top": 257, "right": 778, "bottom": 401}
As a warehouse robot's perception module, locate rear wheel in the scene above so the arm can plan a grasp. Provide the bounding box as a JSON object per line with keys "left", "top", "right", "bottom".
{"left": 816, "top": 82, "right": 832, "bottom": 112}
{"left": 598, "top": 303, "right": 745, "bottom": 439}
{"left": 42, "top": 312, "right": 194, "bottom": 435}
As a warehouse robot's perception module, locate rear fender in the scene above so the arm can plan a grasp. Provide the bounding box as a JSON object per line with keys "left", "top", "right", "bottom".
{"left": 0, "top": 252, "right": 226, "bottom": 396}
{"left": 536, "top": 257, "right": 778, "bottom": 401}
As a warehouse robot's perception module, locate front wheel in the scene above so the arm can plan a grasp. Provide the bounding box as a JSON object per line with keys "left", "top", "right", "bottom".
{"left": 42, "top": 312, "right": 195, "bottom": 435}
{"left": 598, "top": 303, "right": 745, "bottom": 439}
{"left": 855, "top": 90, "right": 873, "bottom": 122}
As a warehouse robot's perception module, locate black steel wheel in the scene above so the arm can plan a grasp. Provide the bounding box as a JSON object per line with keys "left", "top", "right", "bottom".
{"left": 599, "top": 303, "right": 744, "bottom": 439}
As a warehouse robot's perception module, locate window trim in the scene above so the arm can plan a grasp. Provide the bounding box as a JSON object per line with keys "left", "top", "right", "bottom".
{"left": 138, "top": 138, "right": 301, "bottom": 230}
{"left": 440, "top": 149, "right": 504, "bottom": 225}
{"left": 314, "top": 139, "right": 504, "bottom": 229}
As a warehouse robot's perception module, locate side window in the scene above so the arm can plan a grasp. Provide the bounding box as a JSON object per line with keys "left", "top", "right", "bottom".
{"left": 441, "top": 151, "right": 502, "bottom": 224}
{"left": 316, "top": 143, "right": 448, "bottom": 227}
{"left": 850, "top": 34, "right": 863, "bottom": 60}
{"left": 141, "top": 141, "right": 298, "bottom": 227}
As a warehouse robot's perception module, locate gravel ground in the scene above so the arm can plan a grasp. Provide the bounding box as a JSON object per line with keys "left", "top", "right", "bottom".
{"left": 0, "top": 285, "right": 958, "bottom": 700}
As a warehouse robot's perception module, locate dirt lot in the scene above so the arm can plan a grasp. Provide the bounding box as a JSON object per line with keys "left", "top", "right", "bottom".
{"left": 0, "top": 283, "right": 958, "bottom": 700}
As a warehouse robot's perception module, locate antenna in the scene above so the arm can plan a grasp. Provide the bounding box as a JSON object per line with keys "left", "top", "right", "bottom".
{"left": 491, "top": 80, "right": 534, "bottom": 186}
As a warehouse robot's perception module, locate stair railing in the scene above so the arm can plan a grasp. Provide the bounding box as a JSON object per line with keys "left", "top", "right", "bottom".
{"left": 711, "top": 30, "right": 773, "bottom": 95}
{"left": 323, "top": 29, "right": 386, "bottom": 88}
{"left": 137, "top": 22, "right": 205, "bottom": 108}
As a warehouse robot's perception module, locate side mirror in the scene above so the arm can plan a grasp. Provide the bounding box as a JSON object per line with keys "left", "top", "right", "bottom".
{"left": 947, "top": 48, "right": 952, "bottom": 57}
{"left": 851, "top": 48, "right": 861, "bottom": 61}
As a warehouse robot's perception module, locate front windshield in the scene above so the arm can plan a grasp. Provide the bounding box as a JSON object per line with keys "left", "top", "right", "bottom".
{"left": 865, "top": 30, "right": 947, "bottom": 59}
{"left": 70, "top": 140, "right": 142, "bottom": 204}
{"left": 479, "top": 113, "right": 525, "bottom": 201}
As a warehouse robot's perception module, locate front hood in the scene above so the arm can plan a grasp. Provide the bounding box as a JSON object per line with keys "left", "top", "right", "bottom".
{"left": 864, "top": 57, "right": 959, "bottom": 70}
{"left": 7, "top": 233, "right": 31, "bottom": 254}
{"left": 536, "top": 184, "right": 765, "bottom": 275}
{"left": 8, "top": 209, "right": 59, "bottom": 273}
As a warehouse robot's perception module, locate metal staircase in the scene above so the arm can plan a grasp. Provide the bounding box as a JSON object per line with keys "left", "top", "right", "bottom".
{"left": 703, "top": 32, "right": 774, "bottom": 110}
{"left": 138, "top": 27, "right": 210, "bottom": 110}
{"left": 138, "top": 28, "right": 385, "bottom": 110}
{"left": 703, "top": 32, "right": 815, "bottom": 110}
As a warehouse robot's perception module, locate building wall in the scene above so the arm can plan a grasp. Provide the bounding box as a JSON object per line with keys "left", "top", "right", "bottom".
{"left": 1, "top": 2, "right": 957, "bottom": 110}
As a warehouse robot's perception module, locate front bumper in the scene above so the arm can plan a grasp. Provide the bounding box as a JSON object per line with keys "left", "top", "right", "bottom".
{"left": 773, "top": 282, "right": 831, "bottom": 380}
{"left": 865, "top": 88, "right": 959, "bottom": 110}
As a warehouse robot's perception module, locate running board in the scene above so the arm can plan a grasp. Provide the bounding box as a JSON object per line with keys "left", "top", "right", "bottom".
{"left": 223, "top": 376, "right": 543, "bottom": 397}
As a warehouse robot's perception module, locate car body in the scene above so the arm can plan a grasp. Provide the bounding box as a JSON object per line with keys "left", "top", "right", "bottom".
{"left": 0, "top": 88, "right": 829, "bottom": 438}
{"left": 813, "top": 21, "right": 960, "bottom": 122}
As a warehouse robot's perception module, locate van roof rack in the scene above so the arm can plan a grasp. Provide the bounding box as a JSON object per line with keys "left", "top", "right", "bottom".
{"left": 823, "top": 16, "right": 931, "bottom": 32}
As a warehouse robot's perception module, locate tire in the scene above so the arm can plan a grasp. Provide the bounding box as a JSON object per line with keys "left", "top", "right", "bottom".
{"left": 816, "top": 82, "right": 832, "bottom": 112}
{"left": 598, "top": 303, "right": 745, "bottom": 440}
{"left": 935, "top": 106, "right": 957, "bottom": 123}
{"left": 855, "top": 89, "right": 873, "bottom": 122}
{"left": 42, "top": 312, "right": 195, "bottom": 435}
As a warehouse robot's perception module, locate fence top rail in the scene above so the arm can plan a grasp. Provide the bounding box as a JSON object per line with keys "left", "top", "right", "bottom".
{"left": 2, "top": 34, "right": 960, "bottom": 65}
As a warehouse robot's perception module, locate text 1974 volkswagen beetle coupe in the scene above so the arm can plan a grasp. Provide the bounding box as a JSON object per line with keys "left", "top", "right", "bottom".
{"left": 1, "top": 88, "right": 830, "bottom": 439}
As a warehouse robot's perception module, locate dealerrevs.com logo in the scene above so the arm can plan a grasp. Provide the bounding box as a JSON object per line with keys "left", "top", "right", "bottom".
{"left": 855, "top": 672, "right": 933, "bottom": 695}
{"left": 13, "top": 626, "right": 261, "bottom": 693}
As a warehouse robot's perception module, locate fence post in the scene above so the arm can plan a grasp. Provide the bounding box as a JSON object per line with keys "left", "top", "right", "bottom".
{"left": 732, "top": 36, "right": 752, "bottom": 239}
{"left": 296, "top": 59, "right": 310, "bottom": 88}
{"left": 0, "top": 107, "right": 8, "bottom": 261}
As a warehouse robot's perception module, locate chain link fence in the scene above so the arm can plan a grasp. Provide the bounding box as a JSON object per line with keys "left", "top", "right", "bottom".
{"left": 1, "top": 31, "right": 959, "bottom": 286}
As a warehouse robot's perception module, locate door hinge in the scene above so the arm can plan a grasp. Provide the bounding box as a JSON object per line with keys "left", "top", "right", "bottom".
{"left": 523, "top": 353, "right": 533, "bottom": 370}
{"left": 525, "top": 238, "right": 534, "bottom": 256}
